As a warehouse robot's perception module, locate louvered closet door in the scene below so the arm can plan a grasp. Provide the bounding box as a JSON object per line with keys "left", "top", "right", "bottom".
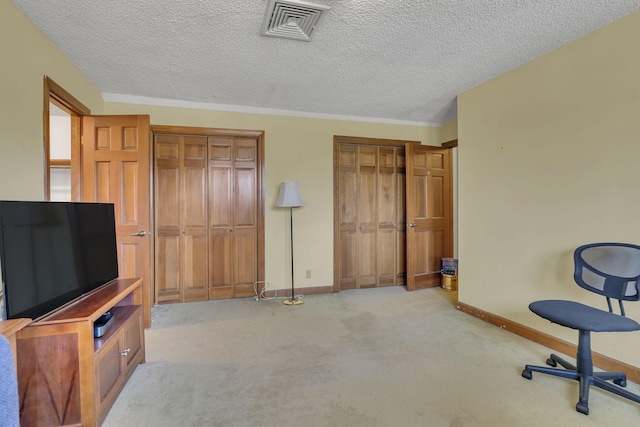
{"left": 208, "top": 137, "right": 259, "bottom": 299}
{"left": 337, "top": 143, "right": 405, "bottom": 289}
{"left": 154, "top": 135, "right": 208, "bottom": 303}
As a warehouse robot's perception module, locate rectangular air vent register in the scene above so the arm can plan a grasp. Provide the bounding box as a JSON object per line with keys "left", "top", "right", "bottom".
{"left": 261, "top": 0, "right": 330, "bottom": 41}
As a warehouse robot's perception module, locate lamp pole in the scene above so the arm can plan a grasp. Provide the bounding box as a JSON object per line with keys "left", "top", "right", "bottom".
{"left": 274, "top": 181, "right": 305, "bottom": 305}
{"left": 288, "top": 206, "right": 295, "bottom": 303}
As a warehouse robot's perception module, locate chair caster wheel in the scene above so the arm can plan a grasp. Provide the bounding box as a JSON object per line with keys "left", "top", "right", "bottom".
{"left": 522, "top": 369, "right": 532, "bottom": 380}
{"left": 576, "top": 402, "right": 589, "bottom": 415}
{"left": 614, "top": 378, "right": 627, "bottom": 387}
{"left": 546, "top": 358, "right": 557, "bottom": 367}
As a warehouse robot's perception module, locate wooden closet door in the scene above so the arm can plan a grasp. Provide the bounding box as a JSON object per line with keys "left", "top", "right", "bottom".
{"left": 337, "top": 143, "right": 405, "bottom": 289}
{"left": 377, "top": 147, "right": 398, "bottom": 286}
{"left": 396, "top": 148, "right": 407, "bottom": 285}
{"left": 357, "top": 146, "right": 377, "bottom": 288}
{"left": 208, "top": 137, "right": 258, "bottom": 299}
{"left": 337, "top": 145, "right": 358, "bottom": 290}
{"left": 154, "top": 135, "right": 208, "bottom": 303}
{"left": 155, "top": 135, "right": 181, "bottom": 303}
{"left": 181, "top": 137, "right": 208, "bottom": 301}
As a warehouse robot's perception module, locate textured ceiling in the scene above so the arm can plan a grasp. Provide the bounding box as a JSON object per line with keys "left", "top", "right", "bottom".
{"left": 11, "top": 0, "right": 640, "bottom": 126}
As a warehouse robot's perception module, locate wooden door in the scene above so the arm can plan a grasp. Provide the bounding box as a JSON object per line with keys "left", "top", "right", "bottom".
{"left": 378, "top": 147, "right": 405, "bottom": 286}
{"left": 154, "top": 135, "right": 208, "bottom": 303}
{"left": 209, "top": 137, "right": 259, "bottom": 299}
{"left": 336, "top": 142, "right": 405, "bottom": 290}
{"left": 357, "top": 146, "right": 378, "bottom": 288}
{"left": 337, "top": 144, "right": 357, "bottom": 289}
{"left": 405, "top": 144, "right": 452, "bottom": 291}
{"left": 82, "top": 115, "right": 153, "bottom": 327}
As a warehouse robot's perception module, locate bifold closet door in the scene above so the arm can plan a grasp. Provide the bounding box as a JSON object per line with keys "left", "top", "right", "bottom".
{"left": 208, "top": 137, "right": 259, "bottom": 299}
{"left": 154, "top": 135, "right": 208, "bottom": 303}
{"left": 378, "top": 147, "right": 406, "bottom": 286}
{"left": 337, "top": 144, "right": 405, "bottom": 289}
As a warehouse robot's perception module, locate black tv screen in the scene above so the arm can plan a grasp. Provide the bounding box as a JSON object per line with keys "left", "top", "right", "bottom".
{"left": 0, "top": 201, "right": 119, "bottom": 320}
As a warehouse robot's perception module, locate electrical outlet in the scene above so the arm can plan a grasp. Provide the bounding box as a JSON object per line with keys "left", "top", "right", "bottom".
{"left": 306, "top": 270, "right": 311, "bottom": 279}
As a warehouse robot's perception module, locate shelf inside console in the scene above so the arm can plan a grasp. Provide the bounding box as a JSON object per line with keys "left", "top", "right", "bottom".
{"left": 94, "top": 305, "right": 140, "bottom": 352}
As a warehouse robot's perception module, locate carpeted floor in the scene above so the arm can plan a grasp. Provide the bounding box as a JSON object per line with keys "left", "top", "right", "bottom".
{"left": 103, "top": 286, "right": 640, "bottom": 427}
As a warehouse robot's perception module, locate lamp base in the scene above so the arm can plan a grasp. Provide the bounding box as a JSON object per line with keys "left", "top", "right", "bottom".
{"left": 283, "top": 297, "right": 304, "bottom": 306}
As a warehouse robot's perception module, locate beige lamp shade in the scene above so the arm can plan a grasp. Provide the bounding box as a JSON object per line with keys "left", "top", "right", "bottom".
{"left": 274, "top": 182, "right": 306, "bottom": 208}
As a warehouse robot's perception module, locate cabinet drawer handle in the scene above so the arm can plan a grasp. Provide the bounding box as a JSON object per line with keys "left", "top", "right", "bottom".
{"left": 121, "top": 348, "right": 131, "bottom": 357}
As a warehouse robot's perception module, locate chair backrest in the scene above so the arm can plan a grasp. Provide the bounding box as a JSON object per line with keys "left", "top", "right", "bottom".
{"left": 574, "top": 243, "right": 640, "bottom": 310}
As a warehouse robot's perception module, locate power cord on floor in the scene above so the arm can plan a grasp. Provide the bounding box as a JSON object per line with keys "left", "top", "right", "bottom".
{"left": 253, "top": 281, "right": 305, "bottom": 302}
{"left": 253, "top": 281, "right": 277, "bottom": 300}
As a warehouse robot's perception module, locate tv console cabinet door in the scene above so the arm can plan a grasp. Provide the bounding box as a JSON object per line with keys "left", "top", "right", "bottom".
{"left": 122, "top": 307, "right": 144, "bottom": 369}
{"left": 95, "top": 334, "right": 125, "bottom": 409}
{"left": 17, "top": 330, "right": 83, "bottom": 426}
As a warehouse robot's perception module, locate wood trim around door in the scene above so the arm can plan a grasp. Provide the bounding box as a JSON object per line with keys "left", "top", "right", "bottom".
{"left": 442, "top": 139, "right": 458, "bottom": 149}
{"left": 150, "top": 125, "right": 266, "bottom": 295}
{"left": 43, "top": 76, "right": 90, "bottom": 201}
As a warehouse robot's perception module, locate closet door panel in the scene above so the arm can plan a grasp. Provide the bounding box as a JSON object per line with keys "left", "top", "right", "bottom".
{"left": 182, "top": 138, "right": 208, "bottom": 301}
{"left": 396, "top": 149, "right": 407, "bottom": 285}
{"left": 155, "top": 136, "right": 181, "bottom": 303}
{"left": 209, "top": 164, "right": 233, "bottom": 299}
{"left": 182, "top": 234, "right": 208, "bottom": 301}
{"left": 357, "top": 146, "right": 377, "bottom": 288}
{"left": 234, "top": 230, "right": 257, "bottom": 297}
{"left": 377, "top": 148, "right": 396, "bottom": 285}
{"left": 338, "top": 145, "right": 358, "bottom": 289}
{"left": 235, "top": 167, "right": 257, "bottom": 227}
{"left": 209, "top": 136, "right": 259, "bottom": 299}
{"left": 156, "top": 235, "right": 180, "bottom": 303}
{"left": 234, "top": 166, "right": 257, "bottom": 298}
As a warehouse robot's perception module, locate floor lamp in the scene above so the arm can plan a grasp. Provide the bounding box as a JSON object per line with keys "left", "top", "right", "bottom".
{"left": 275, "top": 182, "right": 306, "bottom": 305}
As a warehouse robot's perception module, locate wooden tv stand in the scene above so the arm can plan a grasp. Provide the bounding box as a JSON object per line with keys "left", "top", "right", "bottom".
{"left": 16, "top": 278, "right": 145, "bottom": 426}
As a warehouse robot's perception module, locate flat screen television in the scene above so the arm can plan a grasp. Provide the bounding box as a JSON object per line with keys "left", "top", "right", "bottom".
{"left": 0, "top": 201, "right": 119, "bottom": 320}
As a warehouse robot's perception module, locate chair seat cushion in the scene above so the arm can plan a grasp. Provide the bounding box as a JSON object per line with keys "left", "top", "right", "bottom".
{"left": 529, "top": 300, "right": 640, "bottom": 332}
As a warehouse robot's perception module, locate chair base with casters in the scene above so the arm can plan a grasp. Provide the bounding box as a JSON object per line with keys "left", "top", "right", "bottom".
{"left": 522, "top": 295, "right": 640, "bottom": 414}
{"left": 522, "top": 242, "right": 640, "bottom": 414}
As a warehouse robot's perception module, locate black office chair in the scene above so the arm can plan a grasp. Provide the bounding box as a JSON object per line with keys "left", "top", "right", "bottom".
{"left": 522, "top": 242, "right": 640, "bottom": 415}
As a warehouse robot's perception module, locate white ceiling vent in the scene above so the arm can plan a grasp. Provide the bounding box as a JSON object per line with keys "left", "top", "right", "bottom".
{"left": 261, "top": 0, "right": 330, "bottom": 42}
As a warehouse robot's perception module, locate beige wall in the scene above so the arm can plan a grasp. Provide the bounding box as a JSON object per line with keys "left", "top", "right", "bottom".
{"left": 102, "top": 102, "right": 442, "bottom": 293}
{"left": 0, "top": 0, "right": 103, "bottom": 201}
{"left": 0, "top": 0, "right": 445, "bottom": 297}
{"left": 438, "top": 119, "right": 458, "bottom": 143}
{"left": 10, "top": 0, "right": 638, "bottom": 370}
{"left": 458, "top": 10, "right": 640, "bottom": 366}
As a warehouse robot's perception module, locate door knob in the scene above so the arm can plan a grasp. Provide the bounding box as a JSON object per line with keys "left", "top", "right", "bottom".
{"left": 130, "top": 230, "right": 148, "bottom": 237}
{"left": 408, "top": 223, "right": 417, "bottom": 228}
